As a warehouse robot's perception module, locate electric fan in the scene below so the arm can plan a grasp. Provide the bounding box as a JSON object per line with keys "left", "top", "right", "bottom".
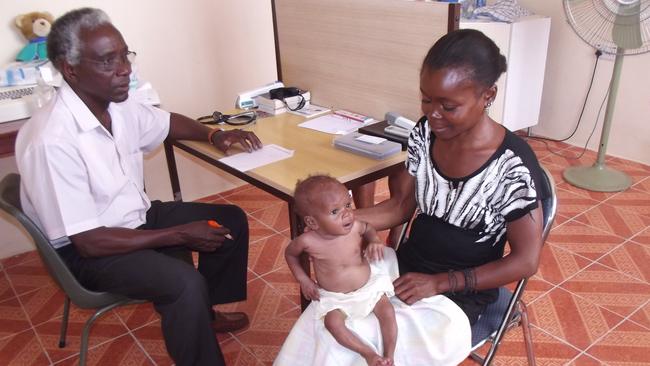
{"left": 562, "top": 0, "right": 650, "bottom": 191}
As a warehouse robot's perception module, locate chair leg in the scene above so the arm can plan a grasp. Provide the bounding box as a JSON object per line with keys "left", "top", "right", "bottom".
{"left": 58, "top": 296, "right": 71, "bottom": 348}
{"left": 518, "top": 301, "right": 536, "bottom": 366}
{"left": 79, "top": 303, "right": 126, "bottom": 366}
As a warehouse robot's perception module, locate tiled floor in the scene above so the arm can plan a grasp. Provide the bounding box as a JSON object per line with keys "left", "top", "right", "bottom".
{"left": 1, "top": 139, "right": 650, "bottom": 365}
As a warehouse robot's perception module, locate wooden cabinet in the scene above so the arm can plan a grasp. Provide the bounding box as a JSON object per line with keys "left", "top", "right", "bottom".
{"left": 461, "top": 15, "right": 551, "bottom": 131}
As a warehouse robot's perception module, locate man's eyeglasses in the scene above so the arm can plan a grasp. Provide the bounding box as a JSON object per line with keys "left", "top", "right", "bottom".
{"left": 81, "top": 51, "right": 137, "bottom": 72}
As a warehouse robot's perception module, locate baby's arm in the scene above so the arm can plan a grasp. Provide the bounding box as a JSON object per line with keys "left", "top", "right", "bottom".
{"left": 284, "top": 236, "right": 320, "bottom": 300}
{"left": 360, "top": 221, "right": 386, "bottom": 262}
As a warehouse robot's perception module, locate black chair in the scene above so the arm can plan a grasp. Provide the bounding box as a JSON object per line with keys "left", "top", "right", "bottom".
{"left": 0, "top": 173, "right": 144, "bottom": 366}
{"left": 468, "top": 166, "right": 556, "bottom": 366}
{"left": 395, "top": 166, "right": 557, "bottom": 366}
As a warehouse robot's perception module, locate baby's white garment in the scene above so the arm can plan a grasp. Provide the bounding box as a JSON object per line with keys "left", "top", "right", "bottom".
{"left": 274, "top": 247, "right": 471, "bottom": 366}
{"left": 315, "top": 258, "right": 395, "bottom": 320}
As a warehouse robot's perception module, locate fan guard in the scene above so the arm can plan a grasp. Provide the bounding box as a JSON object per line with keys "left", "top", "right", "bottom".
{"left": 564, "top": 0, "right": 650, "bottom": 55}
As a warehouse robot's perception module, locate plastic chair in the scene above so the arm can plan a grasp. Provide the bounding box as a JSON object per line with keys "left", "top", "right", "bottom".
{"left": 0, "top": 173, "right": 144, "bottom": 366}
{"left": 395, "top": 166, "right": 557, "bottom": 366}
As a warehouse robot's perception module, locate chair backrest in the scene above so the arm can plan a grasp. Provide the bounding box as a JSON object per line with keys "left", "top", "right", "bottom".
{"left": 0, "top": 173, "right": 129, "bottom": 309}
{"left": 539, "top": 166, "right": 557, "bottom": 243}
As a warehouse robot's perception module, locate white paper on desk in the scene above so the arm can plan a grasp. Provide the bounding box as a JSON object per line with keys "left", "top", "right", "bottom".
{"left": 218, "top": 144, "right": 294, "bottom": 172}
{"left": 298, "top": 113, "right": 365, "bottom": 135}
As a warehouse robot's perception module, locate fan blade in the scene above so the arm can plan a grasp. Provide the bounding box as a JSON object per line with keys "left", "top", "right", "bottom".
{"left": 612, "top": 0, "right": 642, "bottom": 49}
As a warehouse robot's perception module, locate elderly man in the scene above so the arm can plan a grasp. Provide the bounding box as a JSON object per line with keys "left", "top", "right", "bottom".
{"left": 15, "top": 8, "right": 262, "bottom": 366}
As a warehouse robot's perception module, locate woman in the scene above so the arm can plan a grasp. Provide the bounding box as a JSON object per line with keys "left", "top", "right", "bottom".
{"left": 357, "top": 29, "right": 550, "bottom": 325}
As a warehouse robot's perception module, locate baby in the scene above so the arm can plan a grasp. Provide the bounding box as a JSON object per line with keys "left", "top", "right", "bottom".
{"left": 285, "top": 175, "right": 397, "bottom": 366}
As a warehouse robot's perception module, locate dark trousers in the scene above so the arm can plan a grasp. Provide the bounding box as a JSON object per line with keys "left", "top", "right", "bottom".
{"left": 57, "top": 200, "right": 249, "bottom": 366}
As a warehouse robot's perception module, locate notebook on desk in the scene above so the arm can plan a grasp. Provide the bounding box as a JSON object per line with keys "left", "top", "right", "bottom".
{"left": 358, "top": 120, "right": 408, "bottom": 150}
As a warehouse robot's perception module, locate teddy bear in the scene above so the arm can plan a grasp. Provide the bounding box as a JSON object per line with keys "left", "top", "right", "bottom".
{"left": 15, "top": 11, "right": 55, "bottom": 62}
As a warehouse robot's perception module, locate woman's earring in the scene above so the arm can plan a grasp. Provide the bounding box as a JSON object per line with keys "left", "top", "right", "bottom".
{"left": 484, "top": 99, "right": 493, "bottom": 110}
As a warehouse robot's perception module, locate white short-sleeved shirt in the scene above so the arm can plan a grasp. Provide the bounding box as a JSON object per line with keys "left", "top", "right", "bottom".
{"left": 15, "top": 81, "right": 170, "bottom": 247}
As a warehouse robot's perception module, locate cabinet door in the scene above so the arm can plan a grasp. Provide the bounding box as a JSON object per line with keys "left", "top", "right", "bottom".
{"left": 461, "top": 16, "right": 551, "bottom": 131}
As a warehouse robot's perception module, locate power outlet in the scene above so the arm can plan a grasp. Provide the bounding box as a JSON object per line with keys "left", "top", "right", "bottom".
{"left": 598, "top": 50, "right": 616, "bottom": 61}
{"left": 594, "top": 46, "right": 616, "bottom": 61}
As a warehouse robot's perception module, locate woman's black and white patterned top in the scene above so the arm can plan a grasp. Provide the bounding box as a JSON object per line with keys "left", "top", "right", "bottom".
{"left": 398, "top": 118, "right": 549, "bottom": 274}
{"left": 397, "top": 118, "right": 549, "bottom": 323}
{"left": 406, "top": 120, "right": 541, "bottom": 247}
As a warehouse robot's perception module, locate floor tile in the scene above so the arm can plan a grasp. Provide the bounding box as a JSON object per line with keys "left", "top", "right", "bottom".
{"left": 521, "top": 275, "right": 556, "bottom": 305}
{"left": 560, "top": 262, "right": 650, "bottom": 319}
{"left": 540, "top": 147, "right": 600, "bottom": 169}
{"left": 535, "top": 244, "right": 594, "bottom": 286}
{"left": 566, "top": 353, "right": 607, "bottom": 366}
{"left": 215, "top": 278, "right": 298, "bottom": 337}
{"left": 527, "top": 287, "right": 624, "bottom": 350}
{"left": 574, "top": 203, "right": 650, "bottom": 239}
{"left": 546, "top": 220, "right": 626, "bottom": 262}
{"left": 34, "top": 309, "right": 130, "bottom": 363}
{"left": 130, "top": 319, "right": 232, "bottom": 366}
{"left": 632, "top": 177, "right": 650, "bottom": 194}
{"left": 247, "top": 216, "right": 279, "bottom": 244}
{"left": 628, "top": 301, "right": 650, "bottom": 331}
{"left": 234, "top": 307, "right": 301, "bottom": 364}
{"left": 223, "top": 186, "right": 282, "bottom": 214}
{"left": 130, "top": 320, "right": 174, "bottom": 366}
{"left": 475, "top": 325, "right": 580, "bottom": 366}
{"left": 631, "top": 226, "right": 650, "bottom": 246}
{"left": 605, "top": 189, "right": 650, "bottom": 217}
{"left": 605, "top": 160, "right": 650, "bottom": 184}
{"left": 114, "top": 302, "right": 159, "bottom": 331}
{"left": 219, "top": 184, "right": 254, "bottom": 198}
{"left": 0, "top": 270, "right": 14, "bottom": 303}
{"left": 18, "top": 283, "right": 67, "bottom": 327}
{"left": 194, "top": 192, "right": 225, "bottom": 204}
{"left": 248, "top": 233, "right": 290, "bottom": 277}
{"left": 606, "top": 157, "right": 650, "bottom": 173}
{"left": 585, "top": 319, "right": 650, "bottom": 365}
{"left": 0, "top": 251, "right": 40, "bottom": 270}
{"left": 4, "top": 258, "right": 56, "bottom": 297}
{"left": 259, "top": 265, "right": 301, "bottom": 307}
{"left": 0, "top": 297, "right": 32, "bottom": 340}
{"left": 250, "top": 202, "right": 290, "bottom": 232}
{"left": 53, "top": 333, "right": 154, "bottom": 366}
{"left": 221, "top": 337, "right": 262, "bottom": 366}
{"left": 598, "top": 241, "right": 650, "bottom": 283}
{"left": 0, "top": 328, "right": 50, "bottom": 366}
{"left": 374, "top": 177, "right": 389, "bottom": 195}
{"left": 554, "top": 188, "right": 601, "bottom": 220}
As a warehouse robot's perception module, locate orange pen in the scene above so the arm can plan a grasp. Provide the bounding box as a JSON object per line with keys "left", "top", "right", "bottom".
{"left": 207, "top": 220, "right": 233, "bottom": 240}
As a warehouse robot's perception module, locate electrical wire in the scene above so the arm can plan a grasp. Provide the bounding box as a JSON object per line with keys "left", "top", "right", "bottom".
{"left": 525, "top": 49, "right": 606, "bottom": 159}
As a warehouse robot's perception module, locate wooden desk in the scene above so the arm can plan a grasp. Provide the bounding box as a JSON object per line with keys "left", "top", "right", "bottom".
{"left": 163, "top": 113, "right": 406, "bottom": 308}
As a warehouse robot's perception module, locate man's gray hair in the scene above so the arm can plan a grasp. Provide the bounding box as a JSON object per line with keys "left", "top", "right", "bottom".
{"left": 47, "top": 8, "right": 111, "bottom": 69}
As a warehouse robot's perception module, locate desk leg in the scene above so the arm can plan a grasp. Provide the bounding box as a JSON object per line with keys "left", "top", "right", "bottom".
{"left": 289, "top": 201, "right": 311, "bottom": 311}
{"left": 164, "top": 141, "right": 183, "bottom": 202}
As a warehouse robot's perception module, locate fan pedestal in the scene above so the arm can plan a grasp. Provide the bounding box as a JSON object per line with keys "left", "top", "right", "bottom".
{"left": 564, "top": 163, "right": 631, "bottom": 192}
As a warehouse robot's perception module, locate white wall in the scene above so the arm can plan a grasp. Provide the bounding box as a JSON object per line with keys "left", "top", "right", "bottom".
{"left": 516, "top": 0, "right": 650, "bottom": 165}
{"left": 0, "top": 0, "right": 277, "bottom": 258}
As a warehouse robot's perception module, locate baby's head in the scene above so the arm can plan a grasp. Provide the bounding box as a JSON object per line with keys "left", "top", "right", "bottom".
{"left": 294, "top": 175, "right": 355, "bottom": 235}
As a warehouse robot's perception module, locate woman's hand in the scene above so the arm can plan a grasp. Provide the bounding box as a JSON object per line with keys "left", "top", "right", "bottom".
{"left": 393, "top": 272, "right": 446, "bottom": 305}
